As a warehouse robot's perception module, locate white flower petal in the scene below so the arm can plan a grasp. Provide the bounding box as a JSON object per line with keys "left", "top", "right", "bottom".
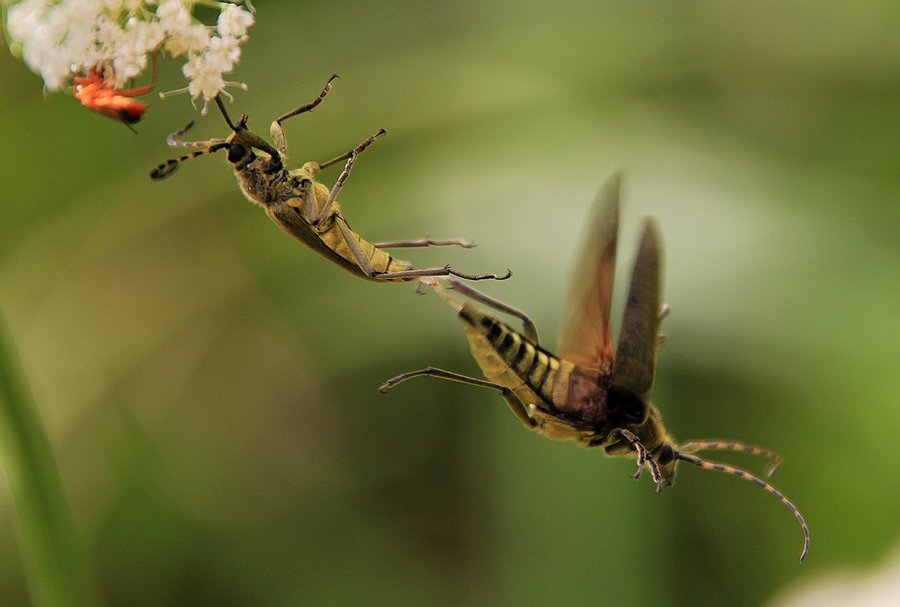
{"left": 5, "top": 0, "right": 254, "bottom": 109}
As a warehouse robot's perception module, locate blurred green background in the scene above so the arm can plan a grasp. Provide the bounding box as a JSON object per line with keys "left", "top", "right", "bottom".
{"left": 2, "top": 1, "right": 899, "bottom": 605}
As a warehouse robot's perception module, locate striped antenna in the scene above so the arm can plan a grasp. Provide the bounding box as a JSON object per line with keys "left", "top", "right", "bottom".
{"left": 678, "top": 440, "right": 783, "bottom": 477}
{"left": 150, "top": 118, "right": 231, "bottom": 180}
{"left": 149, "top": 92, "right": 240, "bottom": 180}
{"left": 674, "top": 451, "right": 810, "bottom": 562}
{"left": 149, "top": 141, "right": 229, "bottom": 180}
{"left": 164, "top": 119, "right": 229, "bottom": 149}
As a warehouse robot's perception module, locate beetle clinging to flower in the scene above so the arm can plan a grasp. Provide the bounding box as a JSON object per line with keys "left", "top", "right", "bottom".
{"left": 151, "top": 76, "right": 509, "bottom": 284}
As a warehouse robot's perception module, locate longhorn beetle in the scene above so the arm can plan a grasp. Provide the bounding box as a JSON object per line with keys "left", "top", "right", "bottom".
{"left": 381, "top": 174, "right": 810, "bottom": 561}
{"left": 151, "top": 75, "right": 509, "bottom": 283}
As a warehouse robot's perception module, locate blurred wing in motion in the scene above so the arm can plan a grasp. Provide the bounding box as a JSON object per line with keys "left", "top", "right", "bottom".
{"left": 557, "top": 173, "right": 621, "bottom": 369}
{"left": 610, "top": 219, "right": 662, "bottom": 401}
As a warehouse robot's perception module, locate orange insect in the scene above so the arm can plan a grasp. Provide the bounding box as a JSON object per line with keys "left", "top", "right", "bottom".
{"left": 73, "top": 56, "right": 157, "bottom": 131}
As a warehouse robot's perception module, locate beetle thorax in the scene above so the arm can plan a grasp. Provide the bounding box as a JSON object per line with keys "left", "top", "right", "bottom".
{"left": 233, "top": 156, "right": 281, "bottom": 206}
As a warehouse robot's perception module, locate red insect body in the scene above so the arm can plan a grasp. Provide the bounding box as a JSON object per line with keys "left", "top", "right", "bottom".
{"left": 73, "top": 62, "right": 155, "bottom": 129}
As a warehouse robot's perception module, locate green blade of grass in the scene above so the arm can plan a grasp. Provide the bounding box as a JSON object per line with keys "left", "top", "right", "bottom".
{"left": 0, "top": 309, "right": 95, "bottom": 607}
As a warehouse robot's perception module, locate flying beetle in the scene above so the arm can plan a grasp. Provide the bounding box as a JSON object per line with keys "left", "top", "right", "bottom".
{"left": 150, "top": 75, "right": 509, "bottom": 283}
{"left": 380, "top": 173, "right": 810, "bottom": 561}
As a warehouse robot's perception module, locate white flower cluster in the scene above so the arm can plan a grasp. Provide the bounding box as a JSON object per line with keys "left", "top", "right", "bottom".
{"left": 5, "top": 0, "right": 254, "bottom": 109}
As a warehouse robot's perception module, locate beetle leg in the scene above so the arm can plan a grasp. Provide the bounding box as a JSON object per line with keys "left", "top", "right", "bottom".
{"left": 442, "top": 278, "right": 538, "bottom": 344}
{"left": 618, "top": 428, "right": 664, "bottom": 493}
{"left": 333, "top": 216, "right": 509, "bottom": 282}
{"left": 270, "top": 74, "right": 339, "bottom": 156}
{"left": 379, "top": 367, "right": 536, "bottom": 430}
{"left": 372, "top": 238, "right": 476, "bottom": 249}
{"left": 311, "top": 129, "right": 386, "bottom": 226}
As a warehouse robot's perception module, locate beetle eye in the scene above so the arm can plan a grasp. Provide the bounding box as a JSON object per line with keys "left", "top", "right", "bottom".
{"left": 227, "top": 143, "right": 246, "bottom": 163}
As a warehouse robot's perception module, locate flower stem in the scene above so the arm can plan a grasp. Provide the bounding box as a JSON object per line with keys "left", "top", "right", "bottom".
{"left": 0, "top": 309, "right": 95, "bottom": 607}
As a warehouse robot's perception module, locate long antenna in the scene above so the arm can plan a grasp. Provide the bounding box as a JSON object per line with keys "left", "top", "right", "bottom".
{"left": 674, "top": 451, "right": 810, "bottom": 562}
{"left": 678, "top": 440, "right": 783, "bottom": 477}
{"left": 149, "top": 119, "right": 230, "bottom": 180}
{"left": 150, "top": 142, "right": 229, "bottom": 180}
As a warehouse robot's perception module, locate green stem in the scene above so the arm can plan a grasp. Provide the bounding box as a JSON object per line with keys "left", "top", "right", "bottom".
{"left": 0, "top": 309, "right": 95, "bottom": 607}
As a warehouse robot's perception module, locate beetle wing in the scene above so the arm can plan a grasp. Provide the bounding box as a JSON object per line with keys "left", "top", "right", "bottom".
{"left": 557, "top": 173, "right": 620, "bottom": 369}
{"left": 610, "top": 218, "right": 662, "bottom": 401}
{"left": 80, "top": 92, "right": 147, "bottom": 124}
{"left": 99, "top": 96, "right": 147, "bottom": 124}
